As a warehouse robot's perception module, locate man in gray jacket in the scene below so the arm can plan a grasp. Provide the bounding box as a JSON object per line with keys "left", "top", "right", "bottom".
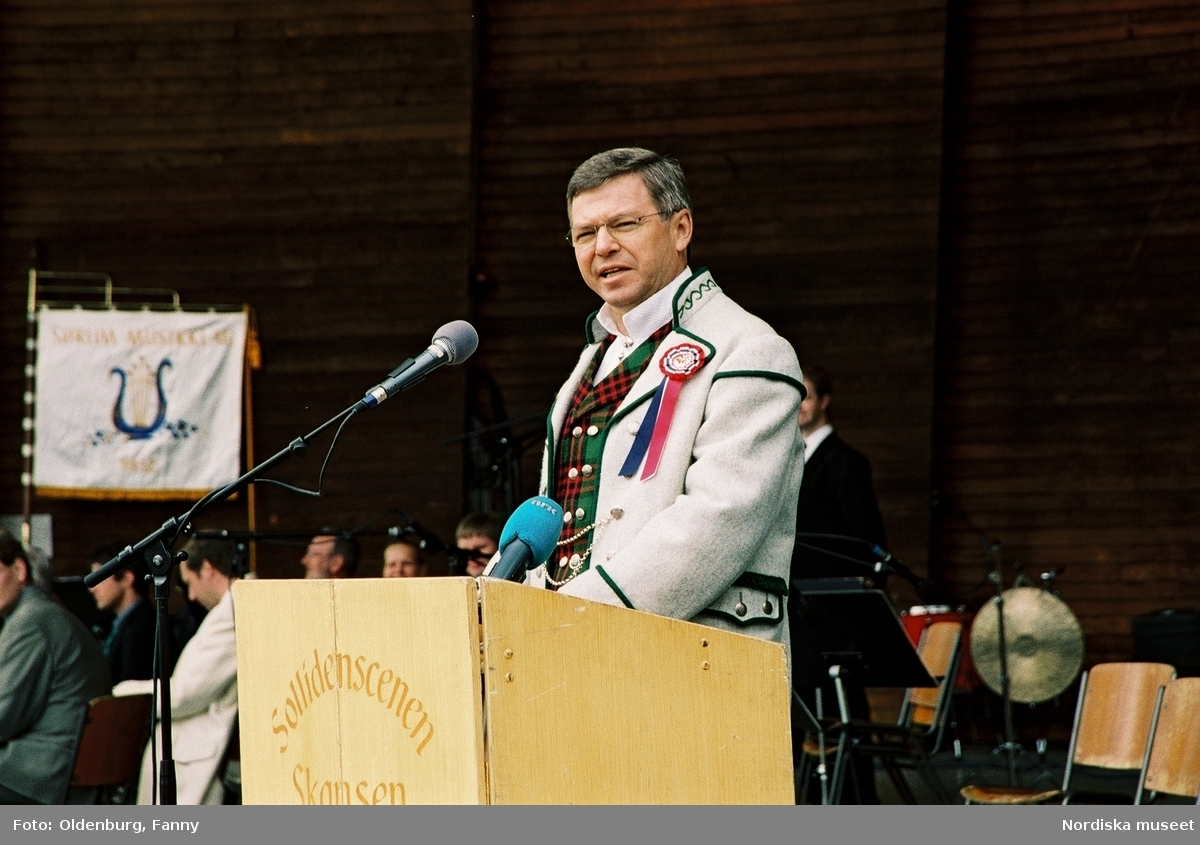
{"left": 0, "top": 530, "right": 111, "bottom": 804}
{"left": 532, "top": 148, "right": 805, "bottom": 651}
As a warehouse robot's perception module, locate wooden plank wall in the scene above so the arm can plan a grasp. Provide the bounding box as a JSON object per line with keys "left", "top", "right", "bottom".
{"left": 933, "top": 0, "right": 1200, "bottom": 663}
{"left": 0, "top": 1, "right": 476, "bottom": 579}
{"left": 2, "top": 0, "right": 1192, "bottom": 677}
{"left": 471, "top": 0, "right": 948, "bottom": 597}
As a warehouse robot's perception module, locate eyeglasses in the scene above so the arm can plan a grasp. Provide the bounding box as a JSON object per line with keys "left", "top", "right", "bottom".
{"left": 566, "top": 209, "right": 680, "bottom": 248}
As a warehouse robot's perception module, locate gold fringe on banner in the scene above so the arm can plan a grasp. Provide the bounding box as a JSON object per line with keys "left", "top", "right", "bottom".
{"left": 35, "top": 487, "right": 241, "bottom": 502}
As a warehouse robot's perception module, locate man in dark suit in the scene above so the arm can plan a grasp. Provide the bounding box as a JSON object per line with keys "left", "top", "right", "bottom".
{"left": 86, "top": 540, "right": 162, "bottom": 684}
{"left": 793, "top": 364, "right": 888, "bottom": 576}
{"left": 790, "top": 363, "right": 887, "bottom": 804}
{"left": 0, "top": 530, "right": 111, "bottom": 804}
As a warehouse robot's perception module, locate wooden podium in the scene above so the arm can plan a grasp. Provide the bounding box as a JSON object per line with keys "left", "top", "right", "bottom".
{"left": 234, "top": 577, "right": 793, "bottom": 804}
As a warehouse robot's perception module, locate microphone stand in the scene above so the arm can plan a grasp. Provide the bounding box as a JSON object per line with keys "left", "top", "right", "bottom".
{"left": 986, "top": 541, "right": 1020, "bottom": 787}
{"left": 85, "top": 397, "right": 370, "bottom": 803}
{"left": 444, "top": 411, "right": 548, "bottom": 515}
{"left": 932, "top": 492, "right": 1020, "bottom": 786}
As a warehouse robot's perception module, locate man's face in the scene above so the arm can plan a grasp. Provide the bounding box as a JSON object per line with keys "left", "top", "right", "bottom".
{"left": 88, "top": 562, "right": 130, "bottom": 613}
{"left": 456, "top": 534, "right": 498, "bottom": 578}
{"left": 0, "top": 557, "right": 28, "bottom": 616}
{"left": 382, "top": 543, "right": 424, "bottom": 578}
{"left": 797, "top": 378, "right": 830, "bottom": 436}
{"left": 301, "top": 535, "right": 342, "bottom": 579}
{"left": 179, "top": 560, "right": 223, "bottom": 610}
{"left": 569, "top": 173, "right": 692, "bottom": 321}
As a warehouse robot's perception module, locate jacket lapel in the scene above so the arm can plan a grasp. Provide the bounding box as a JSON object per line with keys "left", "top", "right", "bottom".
{"left": 614, "top": 268, "right": 721, "bottom": 414}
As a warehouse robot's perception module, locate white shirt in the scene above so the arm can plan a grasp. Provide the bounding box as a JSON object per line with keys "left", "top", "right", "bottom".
{"left": 593, "top": 267, "right": 692, "bottom": 383}
{"left": 803, "top": 423, "right": 833, "bottom": 464}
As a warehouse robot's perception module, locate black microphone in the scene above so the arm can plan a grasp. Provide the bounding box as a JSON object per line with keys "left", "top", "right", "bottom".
{"left": 360, "top": 320, "right": 479, "bottom": 409}
{"left": 481, "top": 496, "right": 563, "bottom": 583}
{"left": 871, "top": 544, "right": 950, "bottom": 604}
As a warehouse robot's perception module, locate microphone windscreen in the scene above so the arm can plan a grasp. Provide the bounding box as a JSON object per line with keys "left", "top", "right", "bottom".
{"left": 433, "top": 320, "right": 479, "bottom": 364}
{"left": 498, "top": 496, "right": 563, "bottom": 565}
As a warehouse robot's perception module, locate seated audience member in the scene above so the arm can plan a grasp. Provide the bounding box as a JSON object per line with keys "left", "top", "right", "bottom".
{"left": 382, "top": 534, "right": 427, "bottom": 578}
{"left": 87, "top": 540, "right": 162, "bottom": 684}
{"left": 0, "top": 530, "right": 110, "bottom": 804}
{"left": 114, "top": 538, "right": 239, "bottom": 805}
{"left": 454, "top": 512, "right": 502, "bottom": 577}
{"left": 299, "top": 530, "right": 359, "bottom": 579}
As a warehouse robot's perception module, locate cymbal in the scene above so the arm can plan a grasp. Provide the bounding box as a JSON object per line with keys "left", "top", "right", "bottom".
{"left": 970, "top": 587, "right": 1084, "bottom": 704}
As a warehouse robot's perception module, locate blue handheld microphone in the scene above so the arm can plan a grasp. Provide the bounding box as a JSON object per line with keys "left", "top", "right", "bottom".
{"left": 482, "top": 496, "right": 563, "bottom": 582}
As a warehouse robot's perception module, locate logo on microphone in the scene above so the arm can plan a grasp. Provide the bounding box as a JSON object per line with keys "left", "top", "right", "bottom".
{"left": 529, "top": 497, "right": 560, "bottom": 516}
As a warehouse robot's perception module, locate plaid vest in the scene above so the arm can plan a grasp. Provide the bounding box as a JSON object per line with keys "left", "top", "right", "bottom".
{"left": 549, "top": 323, "right": 673, "bottom": 589}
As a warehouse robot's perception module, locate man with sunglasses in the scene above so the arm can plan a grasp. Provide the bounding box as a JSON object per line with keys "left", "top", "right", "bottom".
{"left": 528, "top": 148, "right": 805, "bottom": 655}
{"left": 453, "top": 511, "right": 502, "bottom": 577}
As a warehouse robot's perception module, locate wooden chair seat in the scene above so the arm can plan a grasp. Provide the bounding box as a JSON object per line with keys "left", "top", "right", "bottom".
{"left": 960, "top": 784, "right": 1064, "bottom": 804}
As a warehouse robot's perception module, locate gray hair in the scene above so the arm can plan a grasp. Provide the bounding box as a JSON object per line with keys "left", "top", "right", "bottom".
{"left": 566, "top": 148, "right": 692, "bottom": 222}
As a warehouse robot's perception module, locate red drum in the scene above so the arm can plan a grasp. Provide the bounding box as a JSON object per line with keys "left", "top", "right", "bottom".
{"left": 900, "top": 605, "right": 978, "bottom": 691}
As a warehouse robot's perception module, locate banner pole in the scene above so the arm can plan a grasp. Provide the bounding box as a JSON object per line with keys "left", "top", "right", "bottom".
{"left": 21, "top": 268, "right": 38, "bottom": 547}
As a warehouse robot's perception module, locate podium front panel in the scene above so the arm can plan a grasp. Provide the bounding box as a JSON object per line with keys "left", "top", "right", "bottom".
{"left": 479, "top": 580, "right": 793, "bottom": 804}
{"left": 235, "top": 578, "right": 486, "bottom": 804}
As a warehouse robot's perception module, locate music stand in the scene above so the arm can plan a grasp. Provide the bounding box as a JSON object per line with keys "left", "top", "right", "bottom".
{"left": 792, "top": 585, "right": 936, "bottom": 804}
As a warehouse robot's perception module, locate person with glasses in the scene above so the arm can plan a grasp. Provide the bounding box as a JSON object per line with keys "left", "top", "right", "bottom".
{"left": 299, "top": 531, "right": 359, "bottom": 580}
{"left": 526, "top": 147, "right": 805, "bottom": 657}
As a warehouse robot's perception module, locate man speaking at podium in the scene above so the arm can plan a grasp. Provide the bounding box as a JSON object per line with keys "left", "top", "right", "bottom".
{"left": 527, "top": 147, "right": 805, "bottom": 651}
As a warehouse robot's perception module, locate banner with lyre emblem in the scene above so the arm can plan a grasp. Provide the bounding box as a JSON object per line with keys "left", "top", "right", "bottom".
{"left": 33, "top": 308, "right": 248, "bottom": 500}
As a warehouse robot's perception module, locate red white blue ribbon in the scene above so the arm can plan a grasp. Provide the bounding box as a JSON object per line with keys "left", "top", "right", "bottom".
{"left": 619, "top": 343, "right": 705, "bottom": 480}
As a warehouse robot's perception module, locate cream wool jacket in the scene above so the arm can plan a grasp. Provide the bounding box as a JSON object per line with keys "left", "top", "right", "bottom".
{"left": 534, "top": 268, "right": 805, "bottom": 648}
{"left": 115, "top": 586, "right": 238, "bottom": 805}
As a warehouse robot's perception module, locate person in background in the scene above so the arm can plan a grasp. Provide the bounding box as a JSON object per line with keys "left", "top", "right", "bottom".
{"left": 790, "top": 362, "right": 888, "bottom": 804}
{"left": 382, "top": 533, "right": 427, "bottom": 578}
{"left": 453, "top": 511, "right": 502, "bottom": 577}
{"left": 0, "top": 529, "right": 110, "bottom": 804}
{"left": 299, "top": 530, "right": 359, "bottom": 579}
{"left": 791, "top": 362, "right": 888, "bottom": 582}
{"left": 86, "top": 539, "right": 162, "bottom": 684}
{"left": 115, "top": 538, "right": 240, "bottom": 805}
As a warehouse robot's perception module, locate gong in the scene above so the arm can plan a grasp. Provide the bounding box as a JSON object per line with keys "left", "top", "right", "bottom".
{"left": 970, "top": 587, "right": 1084, "bottom": 704}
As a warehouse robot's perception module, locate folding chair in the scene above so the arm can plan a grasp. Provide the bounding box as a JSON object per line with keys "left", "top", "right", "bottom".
{"left": 70, "top": 693, "right": 153, "bottom": 804}
{"left": 799, "top": 620, "right": 962, "bottom": 804}
{"left": 1136, "top": 677, "right": 1200, "bottom": 804}
{"left": 961, "top": 662, "right": 1176, "bottom": 805}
